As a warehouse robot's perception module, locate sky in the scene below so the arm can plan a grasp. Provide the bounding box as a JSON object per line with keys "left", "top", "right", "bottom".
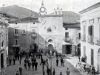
{"left": 0, "top": 0, "right": 100, "bottom": 13}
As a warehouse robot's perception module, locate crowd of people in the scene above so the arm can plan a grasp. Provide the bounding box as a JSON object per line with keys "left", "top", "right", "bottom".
{"left": 7, "top": 50, "right": 71, "bottom": 75}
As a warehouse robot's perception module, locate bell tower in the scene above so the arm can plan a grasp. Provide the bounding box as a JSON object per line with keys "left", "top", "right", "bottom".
{"left": 39, "top": 0, "right": 47, "bottom": 15}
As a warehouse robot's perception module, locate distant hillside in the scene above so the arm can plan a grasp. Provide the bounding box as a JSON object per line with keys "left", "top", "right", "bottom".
{"left": 50, "top": 11, "right": 80, "bottom": 24}
{"left": 62, "top": 11, "right": 80, "bottom": 24}
{"left": 0, "top": 5, "right": 39, "bottom": 19}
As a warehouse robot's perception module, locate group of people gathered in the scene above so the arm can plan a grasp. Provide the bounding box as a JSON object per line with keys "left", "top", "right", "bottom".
{"left": 12, "top": 50, "right": 71, "bottom": 75}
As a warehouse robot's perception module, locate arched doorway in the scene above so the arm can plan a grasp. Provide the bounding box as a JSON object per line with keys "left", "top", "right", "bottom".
{"left": 48, "top": 44, "right": 54, "bottom": 51}
{"left": 47, "top": 44, "right": 56, "bottom": 56}
{"left": 98, "top": 49, "right": 100, "bottom": 73}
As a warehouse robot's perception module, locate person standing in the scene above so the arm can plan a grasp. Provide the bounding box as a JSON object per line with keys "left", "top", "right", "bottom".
{"left": 9, "top": 57, "right": 12, "bottom": 65}
{"left": 19, "top": 66, "right": 22, "bottom": 75}
{"left": 60, "top": 72, "right": 62, "bottom": 75}
{"left": 35, "top": 61, "right": 38, "bottom": 70}
{"left": 24, "top": 59, "right": 27, "bottom": 70}
{"left": 32, "top": 61, "right": 35, "bottom": 70}
{"left": 78, "top": 56, "right": 80, "bottom": 62}
{"left": 46, "top": 66, "right": 49, "bottom": 75}
{"left": 92, "top": 66, "right": 95, "bottom": 75}
{"left": 28, "top": 59, "right": 31, "bottom": 70}
{"left": 16, "top": 71, "right": 19, "bottom": 75}
{"left": 66, "top": 68, "right": 70, "bottom": 75}
{"left": 43, "top": 70, "right": 45, "bottom": 75}
{"left": 13, "top": 57, "right": 16, "bottom": 65}
{"left": 53, "top": 68, "right": 55, "bottom": 75}
{"left": 56, "top": 58, "right": 59, "bottom": 67}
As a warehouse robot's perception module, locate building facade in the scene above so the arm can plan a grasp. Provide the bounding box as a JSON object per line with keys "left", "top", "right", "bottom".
{"left": 8, "top": 18, "right": 39, "bottom": 56}
{"left": 63, "top": 11, "right": 80, "bottom": 56}
{"left": 8, "top": 1, "right": 65, "bottom": 54}
{"left": 9, "top": 14, "right": 65, "bottom": 54}
{"left": 80, "top": 2, "right": 100, "bottom": 72}
{"left": 63, "top": 25, "right": 80, "bottom": 56}
{"left": 0, "top": 12, "right": 8, "bottom": 72}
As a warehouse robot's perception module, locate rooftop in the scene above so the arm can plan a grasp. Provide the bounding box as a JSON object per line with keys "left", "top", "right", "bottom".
{"left": 79, "top": 2, "right": 100, "bottom": 14}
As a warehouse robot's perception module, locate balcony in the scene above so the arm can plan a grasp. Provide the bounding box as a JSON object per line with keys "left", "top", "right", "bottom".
{"left": 94, "top": 37, "right": 100, "bottom": 46}
{"left": 87, "top": 36, "right": 94, "bottom": 44}
{"left": 14, "top": 33, "right": 19, "bottom": 37}
{"left": 64, "top": 37, "right": 72, "bottom": 44}
{"left": 12, "top": 44, "right": 20, "bottom": 47}
{"left": 81, "top": 35, "right": 86, "bottom": 42}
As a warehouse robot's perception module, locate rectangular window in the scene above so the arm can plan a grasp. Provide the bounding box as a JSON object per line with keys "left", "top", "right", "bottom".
{"left": 88, "top": 25, "right": 93, "bottom": 36}
{"left": 79, "top": 33, "right": 81, "bottom": 39}
{"left": 65, "top": 32, "right": 69, "bottom": 37}
{"left": 2, "top": 41, "right": 4, "bottom": 47}
{"left": 15, "top": 29, "right": 18, "bottom": 34}
{"left": 15, "top": 39, "right": 18, "bottom": 45}
{"left": 88, "top": 25, "right": 94, "bottom": 43}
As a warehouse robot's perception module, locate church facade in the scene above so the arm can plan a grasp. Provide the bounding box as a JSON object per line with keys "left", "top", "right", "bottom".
{"left": 8, "top": 1, "right": 65, "bottom": 53}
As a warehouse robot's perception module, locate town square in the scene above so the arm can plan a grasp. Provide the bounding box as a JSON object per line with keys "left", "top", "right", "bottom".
{"left": 0, "top": 0, "right": 100, "bottom": 75}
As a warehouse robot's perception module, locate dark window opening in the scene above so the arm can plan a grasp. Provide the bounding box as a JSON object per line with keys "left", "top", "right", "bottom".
{"left": 65, "top": 32, "right": 69, "bottom": 37}
{"left": 2, "top": 41, "right": 4, "bottom": 47}
{"left": 88, "top": 25, "right": 93, "bottom": 36}
{"left": 79, "top": 33, "right": 81, "bottom": 39}
{"left": 15, "top": 29, "right": 18, "bottom": 34}
{"left": 15, "top": 40, "right": 18, "bottom": 45}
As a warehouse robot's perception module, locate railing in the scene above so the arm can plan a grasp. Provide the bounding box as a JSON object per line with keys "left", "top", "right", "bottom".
{"left": 64, "top": 37, "right": 72, "bottom": 43}
{"left": 94, "top": 37, "right": 100, "bottom": 46}
{"left": 81, "top": 35, "right": 86, "bottom": 42}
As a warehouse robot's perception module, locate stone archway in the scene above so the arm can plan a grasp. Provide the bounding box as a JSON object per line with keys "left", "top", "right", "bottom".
{"left": 48, "top": 44, "right": 54, "bottom": 51}
{"left": 98, "top": 49, "right": 100, "bottom": 73}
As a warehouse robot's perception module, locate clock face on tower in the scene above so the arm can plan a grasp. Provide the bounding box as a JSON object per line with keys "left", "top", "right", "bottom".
{"left": 40, "top": 7, "right": 46, "bottom": 12}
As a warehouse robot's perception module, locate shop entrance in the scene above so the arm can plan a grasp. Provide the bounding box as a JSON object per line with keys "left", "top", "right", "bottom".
{"left": 65, "top": 45, "right": 72, "bottom": 54}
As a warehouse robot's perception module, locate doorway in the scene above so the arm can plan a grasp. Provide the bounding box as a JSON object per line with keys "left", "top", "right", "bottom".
{"left": 91, "top": 49, "right": 94, "bottom": 65}
{"left": 48, "top": 44, "right": 54, "bottom": 51}
{"left": 77, "top": 44, "right": 81, "bottom": 56}
{"left": 1, "top": 53, "right": 4, "bottom": 69}
{"left": 65, "top": 45, "right": 72, "bottom": 54}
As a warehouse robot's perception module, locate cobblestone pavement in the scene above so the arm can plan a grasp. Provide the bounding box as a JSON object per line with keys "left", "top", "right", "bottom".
{"left": 3, "top": 55, "right": 82, "bottom": 75}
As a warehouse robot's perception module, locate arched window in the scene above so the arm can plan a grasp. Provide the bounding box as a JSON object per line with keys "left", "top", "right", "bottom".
{"left": 48, "top": 39, "right": 53, "bottom": 42}
{"left": 47, "top": 27, "right": 52, "bottom": 32}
